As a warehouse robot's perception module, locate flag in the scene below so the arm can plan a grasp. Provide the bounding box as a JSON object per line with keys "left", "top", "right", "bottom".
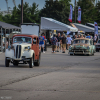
{"left": 77, "top": 6, "right": 81, "bottom": 23}
{"left": 94, "top": 22, "right": 98, "bottom": 34}
{"left": 68, "top": 5, "right": 73, "bottom": 23}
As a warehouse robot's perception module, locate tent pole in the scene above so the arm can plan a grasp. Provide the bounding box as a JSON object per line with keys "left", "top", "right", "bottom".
{"left": 1, "top": 28, "right": 2, "bottom": 52}
{"left": 9, "top": 29, "right": 10, "bottom": 46}
{"left": 5, "top": 29, "right": 6, "bottom": 52}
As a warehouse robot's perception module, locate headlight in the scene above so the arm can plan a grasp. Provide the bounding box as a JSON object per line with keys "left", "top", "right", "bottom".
{"left": 24, "top": 46, "right": 31, "bottom": 51}
{"left": 28, "top": 46, "right": 31, "bottom": 50}
{"left": 87, "top": 46, "right": 90, "bottom": 49}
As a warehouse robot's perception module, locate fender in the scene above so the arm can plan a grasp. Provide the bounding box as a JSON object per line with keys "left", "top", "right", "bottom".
{"left": 22, "top": 50, "right": 34, "bottom": 58}
{"left": 5, "top": 49, "right": 14, "bottom": 58}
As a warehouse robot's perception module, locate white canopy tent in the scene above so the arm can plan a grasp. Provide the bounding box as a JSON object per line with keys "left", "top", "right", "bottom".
{"left": 41, "top": 17, "right": 78, "bottom": 32}
{"left": 86, "top": 23, "right": 100, "bottom": 30}
{"left": 73, "top": 23, "right": 100, "bottom": 33}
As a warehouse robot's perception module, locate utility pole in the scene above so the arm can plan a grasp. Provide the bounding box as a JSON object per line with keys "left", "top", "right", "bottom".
{"left": 12, "top": 0, "right": 16, "bottom": 7}
{"left": 21, "top": 0, "right": 23, "bottom": 24}
{"left": 5, "top": 0, "right": 9, "bottom": 13}
{"left": 74, "top": 0, "right": 76, "bottom": 23}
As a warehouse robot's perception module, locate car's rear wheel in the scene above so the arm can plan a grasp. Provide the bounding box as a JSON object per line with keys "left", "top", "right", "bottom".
{"left": 29, "top": 55, "right": 34, "bottom": 68}
{"left": 5, "top": 57, "right": 10, "bottom": 67}
{"left": 34, "top": 53, "right": 41, "bottom": 66}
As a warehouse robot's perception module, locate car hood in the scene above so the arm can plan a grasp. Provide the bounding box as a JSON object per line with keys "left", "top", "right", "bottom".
{"left": 72, "top": 44, "right": 90, "bottom": 47}
{"left": 12, "top": 43, "right": 31, "bottom": 47}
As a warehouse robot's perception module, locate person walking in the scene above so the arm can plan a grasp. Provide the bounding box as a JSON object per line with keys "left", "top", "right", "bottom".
{"left": 93, "top": 34, "right": 97, "bottom": 45}
{"left": 78, "top": 35, "right": 81, "bottom": 38}
{"left": 66, "top": 35, "right": 72, "bottom": 50}
{"left": 39, "top": 34, "right": 45, "bottom": 53}
{"left": 51, "top": 34, "right": 58, "bottom": 53}
{"left": 61, "top": 34, "right": 66, "bottom": 53}
{"left": 60, "top": 34, "right": 63, "bottom": 52}
{"left": 86, "top": 34, "right": 91, "bottom": 39}
{"left": 56, "top": 33, "right": 61, "bottom": 52}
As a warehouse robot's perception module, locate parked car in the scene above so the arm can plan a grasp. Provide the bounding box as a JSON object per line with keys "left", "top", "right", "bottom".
{"left": 5, "top": 34, "right": 41, "bottom": 68}
{"left": 95, "top": 39, "right": 100, "bottom": 52}
{"left": 69, "top": 38, "right": 96, "bottom": 56}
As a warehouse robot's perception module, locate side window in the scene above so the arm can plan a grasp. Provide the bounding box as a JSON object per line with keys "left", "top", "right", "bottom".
{"left": 33, "top": 38, "right": 36, "bottom": 44}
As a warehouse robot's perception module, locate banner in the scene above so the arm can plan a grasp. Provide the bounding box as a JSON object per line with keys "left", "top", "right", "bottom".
{"left": 94, "top": 22, "right": 98, "bottom": 34}
{"left": 77, "top": 6, "right": 81, "bottom": 23}
{"left": 68, "top": 5, "right": 73, "bottom": 23}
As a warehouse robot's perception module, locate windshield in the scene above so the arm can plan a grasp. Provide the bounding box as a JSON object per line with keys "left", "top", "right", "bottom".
{"left": 97, "top": 40, "right": 100, "bottom": 43}
{"left": 13, "top": 36, "right": 32, "bottom": 43}
{"left": 98, "top": 35, "right": 100, "bottom": 39}
{"left": 73, "top": 39, "right": 89, "bottom": 44}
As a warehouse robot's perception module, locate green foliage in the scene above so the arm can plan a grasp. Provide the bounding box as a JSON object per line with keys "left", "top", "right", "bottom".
{"left": 76, "top": 0, "right": 95, "bottom": 24}
{"left": 0, "top": 0, "right": 100, "bottom": 26}
{"left": 0, "top": 2, "right": 39, "bottom": 26}
{"left": 0, "top": 12, "right": 3, "bottom": 21}
{"left": 39, "top": 0, "right": 71, "bottom": 24}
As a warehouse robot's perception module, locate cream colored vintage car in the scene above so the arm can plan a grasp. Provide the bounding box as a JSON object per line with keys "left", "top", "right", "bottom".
{"left": 5, "top": 34, "right": 41, "bottom": 68}
{"left": 69, "top": 38, "right": 96, "bottom": 56}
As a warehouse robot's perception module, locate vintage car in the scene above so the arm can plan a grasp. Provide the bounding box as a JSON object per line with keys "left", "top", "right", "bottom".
{"left": 69, "top": 38, "right": 96, "bottom": 56}
{"left": 5, "top": 34, "right": 41, "bottom": 68}
{"left": 95, "top": 39, "right": 100, "bottom": 52}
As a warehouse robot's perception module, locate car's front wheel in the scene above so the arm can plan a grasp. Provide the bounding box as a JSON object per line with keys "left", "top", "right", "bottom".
{"left": 29, "top": 56, "right": 34, "bottom": 68}
{"left": 5, "top": 57, "right": 10, "bottom": 67}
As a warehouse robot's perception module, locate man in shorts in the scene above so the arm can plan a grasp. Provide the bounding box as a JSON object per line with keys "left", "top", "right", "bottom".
{"left": 39, "top": 34, "right": 45, "bottom": 53}
{"left": 56, "top": 33, "right": 61, "bottom": 52}
{"left": 51, "top": 34, "right": 58, "bottom": 53}
{"left": 61, "top": 34, "right": 66, "bottom": 53}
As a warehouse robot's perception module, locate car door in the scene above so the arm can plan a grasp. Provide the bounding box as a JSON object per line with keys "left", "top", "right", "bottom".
{"left": 32, "top": 37, "right": 39, "bottom": 60}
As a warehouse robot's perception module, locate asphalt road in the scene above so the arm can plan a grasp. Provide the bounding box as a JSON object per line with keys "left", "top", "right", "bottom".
{"left": 0, "top": 48, "right": 100, "bottom": 100}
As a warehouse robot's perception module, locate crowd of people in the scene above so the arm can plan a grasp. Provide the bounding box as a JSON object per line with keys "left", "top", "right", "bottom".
{"left": 50, "top": 33, "right": 72, "bottom": 53}
{"left": 39, "top": 32, "right": 99, "bottom": 53}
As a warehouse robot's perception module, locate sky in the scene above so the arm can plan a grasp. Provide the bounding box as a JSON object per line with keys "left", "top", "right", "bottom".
{"left": 0, "top": 0, "right": 76, "bottom": 11}
{"left": 0, "top": 0, "right": 99, "bottom": 11}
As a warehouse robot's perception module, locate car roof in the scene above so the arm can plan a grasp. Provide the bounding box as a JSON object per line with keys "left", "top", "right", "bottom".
{"left": 13, "top": 34, "right": 38, "bottom": 38}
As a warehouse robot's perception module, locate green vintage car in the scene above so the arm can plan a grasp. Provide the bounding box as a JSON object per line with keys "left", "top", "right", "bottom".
{"left": 69, "top": 38, "right": 96, "bottom": 56}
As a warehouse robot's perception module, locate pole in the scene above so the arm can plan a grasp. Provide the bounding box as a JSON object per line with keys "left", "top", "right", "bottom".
{"left": 74, "top": 0, "right": 76, "bottom": 23}
{"left": 5, "top": 29, "right": 6, "bottom": 52}
{"left": 1, "top": 28, "right": 2, "bottom": 52}
{"left": 21, "top": 0, "right": 23, "bottom": 24}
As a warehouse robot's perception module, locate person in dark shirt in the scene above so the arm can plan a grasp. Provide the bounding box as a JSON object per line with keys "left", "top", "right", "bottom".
{"left": 51, "top": 34, "right": 58, "bottom": 53}
{"left": 61, "top": 34, "right": 66, "bottom": 53}
{"left": 56, "top": 33, "right": 61, "bottom": 52}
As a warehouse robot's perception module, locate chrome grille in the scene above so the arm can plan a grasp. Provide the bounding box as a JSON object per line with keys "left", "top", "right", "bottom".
{"left": 16, "top": 45, "right": 21, "bottom": 58}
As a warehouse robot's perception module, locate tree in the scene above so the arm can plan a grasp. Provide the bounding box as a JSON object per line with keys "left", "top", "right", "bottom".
{"left": 76, "top": 0, "right": 95, "bottom": 24}
{"left": 2, "top": 2, "right": 39, "bottom": 26}
{"left": 0, "top": 12, "right": 3, "bottom": 21}
{"left": 95, "top": 1, "right": 100, "bottom": 25}
{"left": 39, "top": 0, "right": 71, "bottom": 24}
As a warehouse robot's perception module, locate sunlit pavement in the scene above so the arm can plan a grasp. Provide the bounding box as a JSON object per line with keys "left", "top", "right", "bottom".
{"left": 0, "top": 48, "right": 100, "bottom": 100}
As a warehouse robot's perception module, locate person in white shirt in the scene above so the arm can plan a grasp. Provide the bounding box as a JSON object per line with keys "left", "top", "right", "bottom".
{"left": 66, "top": 35, "right": 72, "bottom": 50}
